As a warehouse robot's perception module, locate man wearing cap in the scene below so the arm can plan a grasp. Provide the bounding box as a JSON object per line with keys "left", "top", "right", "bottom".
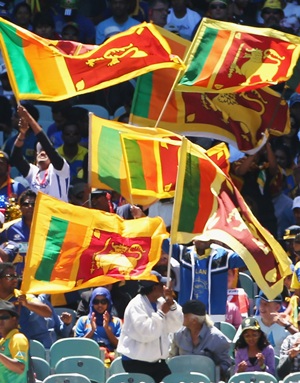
{"left": 252, "top": 292, "right": 296, "bottom": 356}
{"left": 148, "top": 0, "right": 170, "bottom": 28}
{"left": 170, "top": 299, "right": 232, "bottom": 379}
{"left": 259, "top": 0, "right": 288, "bottom": 30}
{"left": 0, "top": 300, "right": 29, "bottom": 383}
{"left": 292, "top": 197, "right": 300, "bottom": 226}
{"left": 117, "top": 270, "right": 183, "bottom": 383}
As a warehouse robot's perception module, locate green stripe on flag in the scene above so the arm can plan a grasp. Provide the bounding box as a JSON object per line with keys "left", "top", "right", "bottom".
{"left": 35, "top": 217, "right": 69, "bottom": 281}
{"left": 131, "top": 72, "right": 153, "bottom": 118}
{"left": 98, "top": 126, "right": 122, "bottom": 193}
{"left": 178, "top": 152, "right": 200, "bottom": 232}
{"left": 179, "top": 27, "right": 218, "bottom": 85}
{"left": 0, "top": 22, "right": 41, "bottom": 94}
{"left": 123, "top": 138, "right": 146, "bottom": 190}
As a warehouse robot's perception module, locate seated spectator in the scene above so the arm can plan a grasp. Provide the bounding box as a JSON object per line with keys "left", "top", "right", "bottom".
{"left": 32, "top": 12, "right": 61, "bottom": 39}
{"left": 61, "top": 21, "right": 80, "bottom": 41}
{"left": 56, "top": 121, "right": 88, "bottom": 180}
{"left": 167, "top": 0, "right": 201, "bottom": 40}
{"left": 277, "top": 318, "right": 300, "bottom": 380}
{"left": 169, "top": 299, "right": 232, "bottom": 381}
{"left": 95, "top": 0, "right": 140, "bottom": 44}
{"left": 234, "top": 317, "right": 275, "bottom": 374}
{"left": 10, "top": 105, "right": 70, "bottom": 202}
{"left": 74, "top": 287, "right": 122, "bottom": 362}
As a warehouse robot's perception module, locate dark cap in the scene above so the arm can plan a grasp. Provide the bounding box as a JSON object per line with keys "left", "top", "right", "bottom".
{"left": 139, "top": 270, "right": 169, "bottom": 288}
{"left": 283, "top": 225, "right": 300, "bottom": 240}
{"left": 0, "top": 151, "right": 9, "bottom": 163}
{"left": 0, "top": 300, "right": 19, "bottom": 317}
{"left": 255, "top": 291, "right": 282, "bottom": 303}
{"left": 182, "top": 300, "right": 206, "bottom": 316}
{"left": 241, "top": 317, "right": 261, "bottom": 333}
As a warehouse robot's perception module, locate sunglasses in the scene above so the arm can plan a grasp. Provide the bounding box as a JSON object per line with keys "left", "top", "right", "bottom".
{"left": 263, "top": 9, "right": 282, "bottom": 15}
{"left": 210, "top": 4, "right": 227, "bottom": 9}
{"left": 22, "top": 202, "right": 35, "bottom": 207}
{"left": 3, "top": 274, "right": 18, "bottom": 281}
{"left": 92, "top": 298, "right": 108, "bottom": 305}
{"left": 0, "top": 315, "right": 11, "bottom": 320}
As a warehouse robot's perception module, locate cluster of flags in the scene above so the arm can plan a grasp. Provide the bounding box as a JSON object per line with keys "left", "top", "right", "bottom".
{"left": 0, "top": 16, "right": 297, "bottom": 298}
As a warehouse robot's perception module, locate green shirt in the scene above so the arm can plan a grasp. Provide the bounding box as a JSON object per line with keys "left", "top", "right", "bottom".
{"left": 0, "top": 328, "right": 29, "bottom": 383}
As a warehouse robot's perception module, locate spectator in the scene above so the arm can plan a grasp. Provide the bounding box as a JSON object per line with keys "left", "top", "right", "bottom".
{"left": 74, "top": 287, "right": 122, "bottom": 362}
{"left": 0, "top": 300, "right": 30, "bottom": 382}
{"left": 293, "top": 196, "right": 300, "bottom": 226}
{"left": 169, "top": 299, "right": 232, "bottom": 381}
{"left": 234, "top": 317, "right": 275, "bottom": 374}
{"left": 0, "top": 262, "right": 53, "bottom": 346}
{"left": 207, "top": 0, "right": 230, "bottom": 20}
{"left": 61, "top": 21, "right": 80, "bottom": 41}
{"left": 117, "top": 271, "right": 183, "bottom": 383}
{"left": 0, "top": 189, "right": 36, "bottom": 277}
{"left": 0, "top": 151, "right": 27, "bottom": 201}
{"left": 148, "top": 0, "right": 170, "bottom": 27}
{"left": 11, "top": 105, "right": 70, "bottom": 202}
{"left": 32, "top": 12, "right": 61, "bottom": 39}
{"left": 167, "top": 0, "right": 201, "bottom": 40}
{"left": 56, "top": 121, "right": 88, "bottom": 180}
{"left": 278, "top": 320, "right": 300, "bottom": 379}
{"left": 96, "top": 0, "right": 140, "bottom": 44}
{"left": 12, "top": 2, "right": 33, "bottom": 30}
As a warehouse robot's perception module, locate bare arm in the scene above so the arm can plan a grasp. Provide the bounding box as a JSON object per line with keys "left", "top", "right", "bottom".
{"left": 18, "top": 295, "right": 52, "bottom": 317}
{"left": 0, "top": 353, "right": 25, "bottom": 374}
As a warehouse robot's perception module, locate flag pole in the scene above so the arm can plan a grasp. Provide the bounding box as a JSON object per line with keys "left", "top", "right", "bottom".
{"left": 166, "top": 137, "right": 188, "bottom": 287}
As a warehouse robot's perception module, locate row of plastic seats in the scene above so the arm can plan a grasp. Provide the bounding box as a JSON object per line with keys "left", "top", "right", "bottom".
{"left": 34, "top": 103, "right": 126, "bottom": 131}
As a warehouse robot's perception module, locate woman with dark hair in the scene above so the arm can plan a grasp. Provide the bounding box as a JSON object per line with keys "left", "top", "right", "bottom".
{"left": 234, "top": 317, "right": 275, "bottom": 374}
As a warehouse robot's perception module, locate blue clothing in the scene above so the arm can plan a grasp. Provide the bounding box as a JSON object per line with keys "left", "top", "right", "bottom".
{"left": 0, "top": 179, "right": 27, "bottom": 200}
{"left": 53, "top": 13, "right": 95, "bottom": 43}
{"left": 169, "top": 240, "right": 245, "bottom": 314}
{"left": 0, "top": 217, "right": 30, "bottom": 276}
{"left": 96, "top": 16, "right": 140, "bottom": 44}
{"left": 75, "top": 315, "right": 121, "bottom": 351}
{"left": 3, "top": 131, "right": 37, "bottom": 164}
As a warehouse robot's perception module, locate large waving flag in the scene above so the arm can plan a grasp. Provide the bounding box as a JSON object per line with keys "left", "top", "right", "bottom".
{"left": 0, "top": 18, "right": 184, "bottom": 101}
{"left": 176, "top": 18, "right": 300, "bottom": 93}
{"left": 21, "top": 193, "right": 168, "bottom": 295}
{"left": 171, "top": 138, "right": 292, "bottom": 299}
{"left": 120, "top": 133, "right": 182, "bottom": 199}
{"left": 88, "top": 114, "right": 182, "bottom": 205}
{"left": 130, "top": 27, "right": 290, "bottom": 153}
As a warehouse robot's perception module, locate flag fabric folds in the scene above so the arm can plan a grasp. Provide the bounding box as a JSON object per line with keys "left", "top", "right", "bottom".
{"left": 21, "top": 193, "right": 168, "bottom": 295}
{"left": 0, "top": 18, "right": 184, "bottom": 101}
{"left": 120, "top": 133, "right": 182, "bottom": 199}
{"left": 176, "top": 18, "right": 300, "bottom": 93}
{"left": 171, "top": 138, "right": 291, "bottom": 299}
{"left": 88, "top": 114, "right": 181, "bottom": 205}
{"left": 130, "top": 27, "right": 290, "bottom": 153}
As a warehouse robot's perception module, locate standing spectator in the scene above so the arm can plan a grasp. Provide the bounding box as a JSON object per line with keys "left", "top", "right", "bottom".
{"left": 0, "top": 190, "right": 36, "bottom": 277}
{"left": 169, "top": 299, "right": 232, "bottom": 381}
{"left": 0, "top": 151, "right": 27, "bottom": 201}
{"left": 96, "top": 0, "right": 140, "bottom": 44}
{"left": 56, "top": 121, "right": 88, "bottom": 180}
{"left": 148, "top": 0, "right": 170, "bottom": 27}
{"left": 10, "top": 105, "right": 70, "bottom": 202}
{"left": 167, "top": 0, "right": 201, "bottom": 40}
{"left": 117, "top": 271, "right": 183, "bottom": 383}
{"left": 234, "top": 317, "right": 275, "bottom": 374}
{"left": 0, "top": 300, "right": 29, "bottom": 383}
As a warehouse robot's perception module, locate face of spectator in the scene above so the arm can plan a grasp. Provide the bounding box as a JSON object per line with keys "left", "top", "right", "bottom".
{"left": 208, "top": 2, "right": 228, "bottom": 20}
{"left": 36, "top": 144, "right": 51, "bottom": 171}
{"left": 149, "top": 1, "right": 169, "bottom": 27}
{"left": 62, "top": 26, "right": 79, "bottom": 41}
{"left": 242, "top": 329, "right": 261, "bottom": 346}
{"left": 90, "top": 194, "right": 110, "bottom": 212}
{"left": 0, "top": 267, "right": 18, "bottom": 295}
{"left": 34, "top": 23, "right": 54, "bottom": 39}
{"left": 14, "top": 5, "right": 32, "bottom": 28}
{"left": 261, "top": 8, "right": 283, "bottom": 27}
{"left": 110, "top": 0, "right": 128, "bottom": 18}
{"left": 20, "top": 196, "right": 36, "bottom": 222}
{"left": 171, "top": 0, "right": 186, "bottom": 12}
{"left": 0, "top": 158, "right": 9, "bottom": 178}
{"left": 294, "top": 208, "right": 300, "bottom": 226}
{"left": 259, "top": 299, "right": 280, "bottom": 321}
{"left": 275, "top": 149, "right": 288, "bottom": 169}
{"left": 92, "top": 295, "right": 109, "bottom": 314}
{"left": 62, "top": 124, "right": 81, "bottom": 146}
{"left": 0, "top": 310, "right": 18, "bottom": 336}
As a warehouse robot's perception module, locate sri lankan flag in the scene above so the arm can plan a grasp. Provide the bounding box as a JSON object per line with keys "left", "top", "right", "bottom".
{"left": 176, "top": 18, "right": 300, "bottom": 93}
{"left": 130, "top": 27, "right": 290, "bottom": 153}
{"left": 0, "top": 18, "right": 184, "bottom": 102}
{"left": 89, "top": 114, "right": 181, "bottom": 205}
{"left": 120, "top": 132, "right": 182, "bottom": 199}
{"left": 171, "top": 138, "right": 292, "bottom": 299}
{"left": 21, "top": 193, "right": 168, "bottom": 295}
